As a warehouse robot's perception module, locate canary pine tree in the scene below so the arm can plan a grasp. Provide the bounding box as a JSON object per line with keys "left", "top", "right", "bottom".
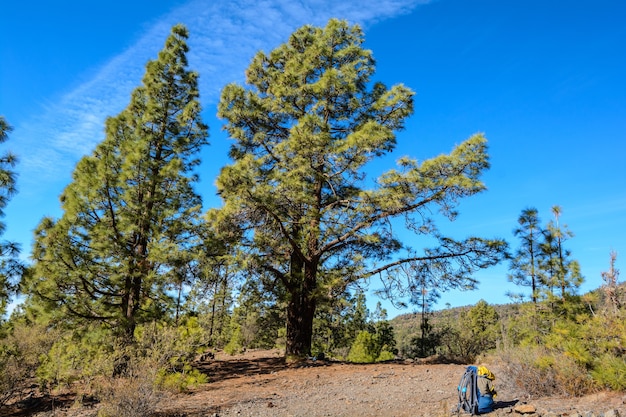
{"left": 26, "top": 25, "right": 208, "bottom": 342}
{"left": 0, "top": 117, "right": 21, "bottom": 317}
{"left": 543, "top": 205, "right": 583, "bottom": 301}
{"left": 215, "top": 19, "right": 507, "bottom": 359}
{"left": 508, "top": 208, "right": 544, "bottom": 304}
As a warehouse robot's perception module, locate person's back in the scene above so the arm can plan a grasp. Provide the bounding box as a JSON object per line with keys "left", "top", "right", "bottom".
{"left": 476, "top": 366, "right": 497, "bottom": 413}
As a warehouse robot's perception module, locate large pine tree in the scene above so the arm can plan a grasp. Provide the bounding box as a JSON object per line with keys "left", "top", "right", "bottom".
{"left": 27, "top": 25, "right": 208, "bottom": 340}
{"left": 214, "top": 19, "right": 507, "bottom": 359}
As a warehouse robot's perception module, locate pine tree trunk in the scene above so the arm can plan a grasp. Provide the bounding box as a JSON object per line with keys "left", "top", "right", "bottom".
{"left": 285, "top": 289, "right": 316, "bottom": 360}
{"left": 285, "top": 259, "right": 317, "bottom": 361}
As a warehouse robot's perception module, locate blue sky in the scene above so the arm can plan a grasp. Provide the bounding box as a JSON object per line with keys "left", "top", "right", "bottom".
{"left": 1, "top": 0, "right": 625, "bottom": 317}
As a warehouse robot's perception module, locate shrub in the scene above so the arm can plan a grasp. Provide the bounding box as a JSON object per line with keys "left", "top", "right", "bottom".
{"left": 347, "top": 331, "right": 377, "bottom": 363}
{"left": 347, "top": 331, "right": 396, "bottom": 363}
{"left": 224, "top": 324, "right": 244, "bottom": 355}
{"left": 96, "top": 372, "right": 161, "bottom": 417}
{"left": 135, "top": 318, "right": 206, "bottom": 373}
{"left": 156, "top": 365, "right": 208, "bottom": 392}
{"left": 496, "top": 347, "right": 560, "bottom": 397}
{"left": 551, "top": 353, "right": 594, "bottom": 395}
{"left": 36, "top": 326, "right": 115, "bottom": 389}
{"left": 96, "top": 318, "right": 212, "bottom": 414}
{"left": 591, "top": 355, "right": 626, "bottom": 390}
{"left": 0, "top": 320, "right": 61, "bottom": 403}
{"left": 376, "top": 348, "right": 396, "bottom": 362}
{"left": 8, "top": 320, "right": 59, "bottom": 377}
{"left": 496, "top": 346, "right": 593, "bottom": 397}
{"left": 0, "top": 344, "right": 23, "bottom": 405}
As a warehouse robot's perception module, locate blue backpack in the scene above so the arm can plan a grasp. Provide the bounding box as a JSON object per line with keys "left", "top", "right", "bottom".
{"left": 456, "top": 365, "right": 478, "bottom": 415}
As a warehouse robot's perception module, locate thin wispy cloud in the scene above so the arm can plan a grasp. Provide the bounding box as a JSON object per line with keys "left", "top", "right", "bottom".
{"left": 11, "top": 0, "right": 431, "bottom": 195}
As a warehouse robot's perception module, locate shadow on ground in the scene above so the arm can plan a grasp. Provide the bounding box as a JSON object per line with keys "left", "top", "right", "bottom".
{"left": 195, "top": 355, "right": 337, "bottom": 383}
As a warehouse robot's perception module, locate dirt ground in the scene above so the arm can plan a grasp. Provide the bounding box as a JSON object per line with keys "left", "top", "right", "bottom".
{"left": 3, "top": 349, "right": 625, "bottom": 417}
{"left": 157, "top": 349, "right": 626, "bottom": 417}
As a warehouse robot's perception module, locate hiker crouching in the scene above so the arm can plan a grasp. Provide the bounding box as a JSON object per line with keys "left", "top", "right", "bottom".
{"left": 476, "top": 366, "right": 497, "bottom": 413}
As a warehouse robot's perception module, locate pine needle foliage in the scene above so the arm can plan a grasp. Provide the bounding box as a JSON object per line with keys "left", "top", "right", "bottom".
{"left": 0, "top": 117, "right": 22, "bottom": 317}
{"left": 25, "top": 25, "right": 209, "bottom": 342}
{"left": 215, "top": 19, "right": 507, "bottom": 358}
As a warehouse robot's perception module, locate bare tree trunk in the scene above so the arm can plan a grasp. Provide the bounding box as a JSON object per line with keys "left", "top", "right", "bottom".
{"left": 285, "top": 259, "right": 317, "bottom": 360}
{"left": 285, "top": 290, "right": 316, "bottom": 360}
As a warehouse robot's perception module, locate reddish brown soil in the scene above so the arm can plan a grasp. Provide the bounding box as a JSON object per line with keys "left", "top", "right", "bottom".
{"left": 3, "top": 349, "right": 625, "bottom": 417}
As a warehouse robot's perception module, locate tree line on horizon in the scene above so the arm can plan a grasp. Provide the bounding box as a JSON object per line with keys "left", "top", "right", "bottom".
{"left": 0, "top": 19, "right": 624, "bottom": 412}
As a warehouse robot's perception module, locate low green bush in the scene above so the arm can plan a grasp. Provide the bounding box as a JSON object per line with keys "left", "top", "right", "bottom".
{"left": 591, "top": 355, "right": 626, "bottom": 391}
{"left": 347, "top": 331, "right": 396, "bottom": 363}
{"left": 156, "top": 365, "right": 208, "bottom": 392}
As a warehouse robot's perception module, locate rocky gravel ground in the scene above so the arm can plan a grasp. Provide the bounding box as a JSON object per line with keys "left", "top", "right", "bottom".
{"left": 153, "top": 350, "right": 625, "bottom": 417}
{"left": 4, "top": 349, "right": 625, "bottom": 417}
